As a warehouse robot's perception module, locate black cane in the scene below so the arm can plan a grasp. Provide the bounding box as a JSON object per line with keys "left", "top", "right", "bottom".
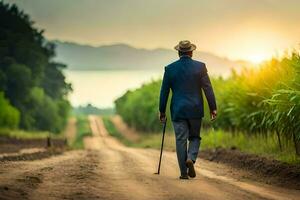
{"left": 155, "top": 118, "right": 167, "bottom": 175}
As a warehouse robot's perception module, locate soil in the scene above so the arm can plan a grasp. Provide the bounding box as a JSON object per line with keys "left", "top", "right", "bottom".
{"left": 0, "top": 148, "right": 64, "bottom": 162}
{"left": 200, "top": 148, "right": 300, "bottom": 190}
{"left": 0, "top": 136, "right": 66, "bottom": 154}
{"left": 0, "top": 115, "right": 299, "bottom": 200}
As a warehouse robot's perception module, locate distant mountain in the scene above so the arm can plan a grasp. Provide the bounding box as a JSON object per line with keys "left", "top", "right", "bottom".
{"left": 53, "top": 40, "right": 249, "bottom": 76}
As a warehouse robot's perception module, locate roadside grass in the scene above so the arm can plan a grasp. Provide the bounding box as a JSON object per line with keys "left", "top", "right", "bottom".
{"left": 202, "top": 129, "right": 300, "bottom": 164}
{"left": 0, "top": 115, "right": 92, "bottom": 149}
{"left": 131, "top": 133, "right": 176, "bottom": 151}
{"left": 103, "top": 117, "right": 176, "bottom": 150}
{"left": 0, "top": 128, "right": 63, "bottom": 139}
{"left": 102, "top": 117, "right": 133, "bottom": 146}
{"left": 103, "top": 117, "right": 299, "bottom": 164}
{"left": 71, "top": 115, "right": 92, "bottom": 149}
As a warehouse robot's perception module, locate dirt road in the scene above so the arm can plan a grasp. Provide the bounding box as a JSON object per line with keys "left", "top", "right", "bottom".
{"left": 1, "top": 116, "right": 300, "bottom": 200}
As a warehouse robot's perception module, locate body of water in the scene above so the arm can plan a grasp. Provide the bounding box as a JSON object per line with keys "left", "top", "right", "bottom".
{"left": 65, "top": 70, "right": 163, "bottom": 108}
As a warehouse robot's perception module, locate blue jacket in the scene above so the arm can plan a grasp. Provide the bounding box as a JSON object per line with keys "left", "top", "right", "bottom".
{"left": 159, "top": 55, "right": 217, "bottom": 121}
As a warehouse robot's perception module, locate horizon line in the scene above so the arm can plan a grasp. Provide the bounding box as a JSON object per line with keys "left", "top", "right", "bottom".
{"left": 50, "top": 38, "right": 251, "bottom": 63}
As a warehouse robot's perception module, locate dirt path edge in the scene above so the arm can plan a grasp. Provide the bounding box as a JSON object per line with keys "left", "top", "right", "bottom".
{"left": 200, "top": 148, "right": 300, "bottom": 190}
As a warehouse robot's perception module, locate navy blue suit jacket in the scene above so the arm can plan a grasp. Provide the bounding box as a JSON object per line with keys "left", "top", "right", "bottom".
{"left": 159, "top": 55, "right": 217, "bottom": 121}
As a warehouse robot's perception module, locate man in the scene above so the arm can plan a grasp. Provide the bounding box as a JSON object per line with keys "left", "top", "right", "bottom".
{"left": 159, "top": 40, "right": 217, "bottom": 179}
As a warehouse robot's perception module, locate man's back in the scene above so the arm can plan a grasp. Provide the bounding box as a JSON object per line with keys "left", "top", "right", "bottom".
{"left": 159, "top": 40, "right": 217, "bottom": 179}
{"left": 159, "top": 55, "right": 216, "bottom": 120}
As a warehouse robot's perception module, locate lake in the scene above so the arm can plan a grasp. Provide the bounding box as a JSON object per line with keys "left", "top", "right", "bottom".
{"left": 65, "top": 70, "right": 163, "bottom": 108}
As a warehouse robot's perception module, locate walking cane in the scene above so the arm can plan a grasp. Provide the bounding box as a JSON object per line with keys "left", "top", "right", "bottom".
{"left": 155, "top": 118, "right": 167, "bottom": 175}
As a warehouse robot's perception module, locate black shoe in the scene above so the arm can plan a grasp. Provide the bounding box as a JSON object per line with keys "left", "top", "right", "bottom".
{"left": 186, "top": 159, "right": 196, "bottom": 178}
{"left": 179, "top": 174, "right": 189, "bottom": 179}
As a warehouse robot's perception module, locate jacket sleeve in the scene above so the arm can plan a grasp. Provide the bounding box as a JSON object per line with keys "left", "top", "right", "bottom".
{"left": 200, "top": 64, "right": 217, "bottom": 112}
{"left": 159, "top": 67, "right": 171, "bottom": 113}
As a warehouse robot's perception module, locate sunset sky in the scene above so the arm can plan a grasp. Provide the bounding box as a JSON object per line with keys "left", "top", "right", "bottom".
{"left": 6, "top": 0, "right": 300, "bottom": 62}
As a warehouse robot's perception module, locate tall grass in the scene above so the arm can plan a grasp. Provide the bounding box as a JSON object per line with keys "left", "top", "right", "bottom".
{"left": 214, "top": 52, "right": 300, "bottom": 155}
{"left": 202, "top": 130, "right": 300, "bottom": 164}
{"left": 0, "top": 128, "right": 53, "bottom": 139}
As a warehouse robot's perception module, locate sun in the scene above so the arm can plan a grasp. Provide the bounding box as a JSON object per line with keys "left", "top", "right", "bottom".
{"left": 247, "top": 54, "right": 269, "bottom": 64}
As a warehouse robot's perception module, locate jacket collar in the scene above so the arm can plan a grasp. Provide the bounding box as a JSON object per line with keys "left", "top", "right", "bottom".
{"left": 179, "top": 55, "right": 192, "bottom": 60}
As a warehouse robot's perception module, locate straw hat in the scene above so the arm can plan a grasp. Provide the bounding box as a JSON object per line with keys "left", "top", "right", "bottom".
{"left": 174, "top": 40, "right": 196, "bottom": 52}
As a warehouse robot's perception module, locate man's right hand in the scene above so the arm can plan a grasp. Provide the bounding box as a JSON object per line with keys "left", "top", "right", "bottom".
{"left": 211, "top": 110, "right": 217, "bottom": 121}
{"left": 159, "top": 112, "right": 167, "bottom": 123}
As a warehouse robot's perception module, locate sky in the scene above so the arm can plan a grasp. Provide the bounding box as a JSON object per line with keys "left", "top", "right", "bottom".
{"left": 6, "top": 0, "right": 300, "bottom": 62}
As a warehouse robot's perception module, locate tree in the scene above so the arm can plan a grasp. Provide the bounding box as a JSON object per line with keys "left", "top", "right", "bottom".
{"left": 0, "top": 92, "right": 19, "bottom": 128}
{"left": 0, "top": 2, "right": 71, "bottom": 132}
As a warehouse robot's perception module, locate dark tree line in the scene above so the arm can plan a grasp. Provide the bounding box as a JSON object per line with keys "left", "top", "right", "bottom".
{"left": 0, "top": 2, "right": 72, "bottom": 133}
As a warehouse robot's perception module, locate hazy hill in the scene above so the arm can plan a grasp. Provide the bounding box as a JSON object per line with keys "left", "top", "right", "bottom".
{"left": 53, "top": 40, "right": 248, "bottom": 76}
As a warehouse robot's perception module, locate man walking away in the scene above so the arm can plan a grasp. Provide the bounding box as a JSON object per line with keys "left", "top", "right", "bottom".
{"left": 159, "top": 40, "right": 217, "bottom": 179}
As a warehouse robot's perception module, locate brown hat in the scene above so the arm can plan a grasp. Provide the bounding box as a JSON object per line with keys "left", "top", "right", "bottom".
{"left": 174, "top": 40, "right": 196, "bottom": 52}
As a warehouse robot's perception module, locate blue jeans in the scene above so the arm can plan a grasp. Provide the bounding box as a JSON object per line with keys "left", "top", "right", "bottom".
{"left": 172, "top": 119, "right": 202, "bottom": 175}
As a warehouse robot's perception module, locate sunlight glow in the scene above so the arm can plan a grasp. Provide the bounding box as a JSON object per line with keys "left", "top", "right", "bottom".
{"left": 216, "top": 24, "right": 289, "bottom": 64}
{"left": 246, "top": 54, "right": 270, "bottom": 64}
